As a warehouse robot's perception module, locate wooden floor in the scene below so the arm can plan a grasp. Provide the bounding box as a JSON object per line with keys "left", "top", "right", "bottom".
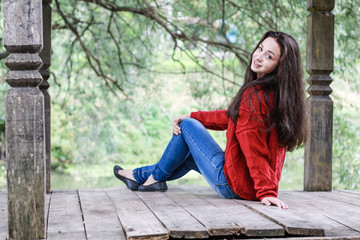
{"left": 1, "top": 186, "right": 360, "bottom": 240}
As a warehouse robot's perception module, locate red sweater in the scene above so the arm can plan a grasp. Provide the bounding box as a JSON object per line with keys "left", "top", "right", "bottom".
{"left": 190, "top": 87, "right": 286, "bottom": 201}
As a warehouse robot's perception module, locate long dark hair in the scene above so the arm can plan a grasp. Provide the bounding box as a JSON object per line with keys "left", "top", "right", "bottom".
{"left": 227, "top": 31, "right": 307, "bottom": 151}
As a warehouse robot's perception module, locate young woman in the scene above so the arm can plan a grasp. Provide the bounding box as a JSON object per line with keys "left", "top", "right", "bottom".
{"left": 114, "top": 31, "right": 307, "bottom": 209}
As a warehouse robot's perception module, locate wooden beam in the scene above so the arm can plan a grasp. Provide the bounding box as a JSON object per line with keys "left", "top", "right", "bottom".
{"left": 39, "top": 0, "right": 52, "bottom": 195}
{"left": 304, "top": 0, "right": 335, "bottom": 191}
{"left": 3, "top": 0, "right": 46, "bottom": 238}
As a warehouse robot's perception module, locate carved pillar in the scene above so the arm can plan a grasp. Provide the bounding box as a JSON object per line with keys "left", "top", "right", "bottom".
{"left": 304, "top": 0, "right": 335, "bottom": 191}
{"left": 3, "top": 0, "right": 46, "bottom": 239}
{"left": 40, "top": 0, "right": 52, "bottom": 194}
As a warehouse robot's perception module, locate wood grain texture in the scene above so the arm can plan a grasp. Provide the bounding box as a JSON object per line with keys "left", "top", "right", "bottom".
{"left": 2, "top": 187, "right": 360, "bottom": 239}
{"left": 3, "top": 0, "right": 47, "bottom": 238}
{"left": 78, "top": 189, "right": 126, "bottom": 240}
{"left": 135, "top": 190, "right": 208, "bottom": 239}
{"left": 0, "top": 191, "right": 8, "bottom": 240}
{"left": 325, "top": 190, "right": 360, "bottom": 206}
{"left": 105, "top": 187, "right": 168, "bottom": 240}
{"left": 40, "top": 2, "right": 52, "bottom": 195}
{"left": 47, "top": 191, "right": 86, "bottom": 240}
{"left": 304, "top": 0, "right": 334, "bottom": 192}
{"left": 165, "top": 187, "right": 240, "bottom": 236}
{"left": 281, "top": 191, "right": 360, "bottom": 233}
{"left": 278, "top": 191, "right": 360, "bottom": 236}
{"left": 189, "top": 186, "right": 285, "bottom": 237}
{"left": 236, "top": 198, "right": 324, "bottom": 236}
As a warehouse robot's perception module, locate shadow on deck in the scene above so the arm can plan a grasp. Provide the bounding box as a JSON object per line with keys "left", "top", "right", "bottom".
{"left": 1, "top": 185, "right": 360, "bottom": 240}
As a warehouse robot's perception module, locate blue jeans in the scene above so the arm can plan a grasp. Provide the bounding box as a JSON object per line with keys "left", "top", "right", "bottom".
{"left": 133, "top": 118, "right": 239, "bottom": 199}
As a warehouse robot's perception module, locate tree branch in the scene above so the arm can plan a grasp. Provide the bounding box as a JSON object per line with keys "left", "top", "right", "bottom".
{"left": 55, "top": 0, "right": 131, "bottom": 99}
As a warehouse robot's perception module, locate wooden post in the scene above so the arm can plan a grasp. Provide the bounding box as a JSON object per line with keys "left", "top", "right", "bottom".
{"left": 3, "top": 0, "right": 46, "bottom": 239}
{"left": 304, "top": 0, "right": 335, "bottom": 191}
{"left": 39, "top": 0, "right": 52, "bottom": 194}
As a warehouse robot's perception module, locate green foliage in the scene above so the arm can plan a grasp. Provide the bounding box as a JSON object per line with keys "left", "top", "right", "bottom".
{"left": 333, "top": 0, "right": 360, "bottom": 90}
{"left": 332, "top": 89, "right": 360, "bottom": 190}
{"left": 0, "top": 0, "right": 360, "bottom": 190}
{"left": 0, "top": 163, "right": 5, "bottom": 188}
{"left": 333, "top": 112, "right": 360, "bottom": 190}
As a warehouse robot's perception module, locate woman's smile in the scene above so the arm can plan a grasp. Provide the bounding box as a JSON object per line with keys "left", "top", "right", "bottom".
{"left": 253, "top": 60, "right": 261, "bottom": 68}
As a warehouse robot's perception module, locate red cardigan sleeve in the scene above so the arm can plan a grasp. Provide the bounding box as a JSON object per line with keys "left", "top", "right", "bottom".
{"left": 235, "top": 88, "right": 279, "bottom": 200}
{"left": 190, "top": 109, "right": 228, "bottom": 130}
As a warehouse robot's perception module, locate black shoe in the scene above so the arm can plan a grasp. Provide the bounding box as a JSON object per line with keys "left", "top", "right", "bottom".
{"left": 113, "top": 165, "right": 140, "bottom": 191}
{"left": 138, "top": 181, "right": 168, "bottom": 192}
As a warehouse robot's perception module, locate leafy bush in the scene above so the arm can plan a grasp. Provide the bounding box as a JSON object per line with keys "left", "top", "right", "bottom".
{"left": 333, "top": 105, "right": 360, "bottom": 190}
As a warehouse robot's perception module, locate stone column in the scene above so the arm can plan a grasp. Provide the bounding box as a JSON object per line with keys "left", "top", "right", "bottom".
{"left": 39, "top": 0, "right": 52, "bottom": 194}
{"left": 304, "top": 0, "right": 335, "bottom": 191}
{"left": 3, "top": 0, "right": 46, "bottom": 239}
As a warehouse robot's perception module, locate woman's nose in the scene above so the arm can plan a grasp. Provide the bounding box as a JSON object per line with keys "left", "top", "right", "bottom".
{"left": 257, "top": 53, "right": 266, "bottom": 62}
{"left": 256, "top": 55, "right": 263, "bottom": 62}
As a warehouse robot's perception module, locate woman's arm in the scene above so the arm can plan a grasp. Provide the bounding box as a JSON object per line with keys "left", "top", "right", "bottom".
{"left": 190, "top": 110, "right": 229, "bottom": 130}
{"left": 236, "top": 88, "right": 288, "bottom": 209}
{"left": 172, "top": 110, "right": 229, "bottom": 135}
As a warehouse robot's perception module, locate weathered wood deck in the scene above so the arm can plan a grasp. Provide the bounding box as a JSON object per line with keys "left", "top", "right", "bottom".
{"left": 1, "top": 186, "right": 360, "bottom": 240}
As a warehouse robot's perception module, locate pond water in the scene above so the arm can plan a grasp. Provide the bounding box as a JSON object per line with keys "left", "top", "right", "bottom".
{"left": 0, "top": 159, "right": 303, "bottom": 190}
{"left": 50, "top": 167, "right": 209, "bottom": 189}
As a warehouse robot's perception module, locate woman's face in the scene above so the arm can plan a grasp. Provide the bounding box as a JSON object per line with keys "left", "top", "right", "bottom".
{"left": 251, "top": 37, "right": 281, "bottom": 78}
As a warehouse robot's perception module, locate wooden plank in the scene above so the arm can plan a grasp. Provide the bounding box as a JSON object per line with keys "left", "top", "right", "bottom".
{"left": 278, "top": 191, "right": 360, "bottom": 237}
{"left": 189, "top": 186, "right": 285, "bottom": 237}
{"left": 0, "top": 190, "right": 8, "bottom": 240}
{"left": 236, "top": 197, "right": 324, "bottom": 236}
{"left": 283, "top": 191, "right": 360, "bottom": 233}
{"left": 255, "top": 236, "right": 360, "bottom": 240}
{"left": 47, "top": 191, "right": 86, "bottom": 240}
{"left": 135, "top": 190, "right": 208, "bottom": 239}
{"left": 105, "top": 186, "right": 168, "bottom": 240}
{"left": 165, "top": 187, "right": 240, "bottom": 236}
{"left": 45, "top": 193, "right": 51, "bottom": 237}
{"left": 325, "top": 190, "right": 360, "bottom": 207}
{"left": 51, "top": 189, "right": 78, "bottom": 193}
{"left": 336, "top": 190, "right": 360, "bottom": 196}
{"left": 294, "top": 190, "right": 360, "bottom": 207}
{"left": 78, "top": 189, "right": 126, "bottom": 240}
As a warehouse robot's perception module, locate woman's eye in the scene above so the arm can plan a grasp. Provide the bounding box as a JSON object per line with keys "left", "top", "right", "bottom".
{"left": 266, "top": 54, "right": 272, "bottom": 59}
{"left": 258, "top": 46, "right": 262, "bottom": 51}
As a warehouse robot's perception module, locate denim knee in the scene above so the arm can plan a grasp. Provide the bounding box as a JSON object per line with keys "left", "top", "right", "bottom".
{"left": 180, "top": 118, "right": 202, "bottom": 130}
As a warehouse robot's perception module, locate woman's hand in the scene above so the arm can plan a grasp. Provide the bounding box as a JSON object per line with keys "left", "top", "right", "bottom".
{"left": 261, "top": 197, "right": 288, "bottom": 209}
{"left": 172, "top": 113, "right": 191, "bottom": 135}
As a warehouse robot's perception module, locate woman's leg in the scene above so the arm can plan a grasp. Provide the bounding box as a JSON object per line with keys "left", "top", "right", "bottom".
{"left": 133, "top": 154, "right": 200, "bottom": 183}
{"left": 132, "top": 130, "right": 199, "bottom": 184}
{"left": 177, "top": 119, "right": 239, "bottom": 198}
{"left": 133, "top": 118, "right": 238, "bottom": 198}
